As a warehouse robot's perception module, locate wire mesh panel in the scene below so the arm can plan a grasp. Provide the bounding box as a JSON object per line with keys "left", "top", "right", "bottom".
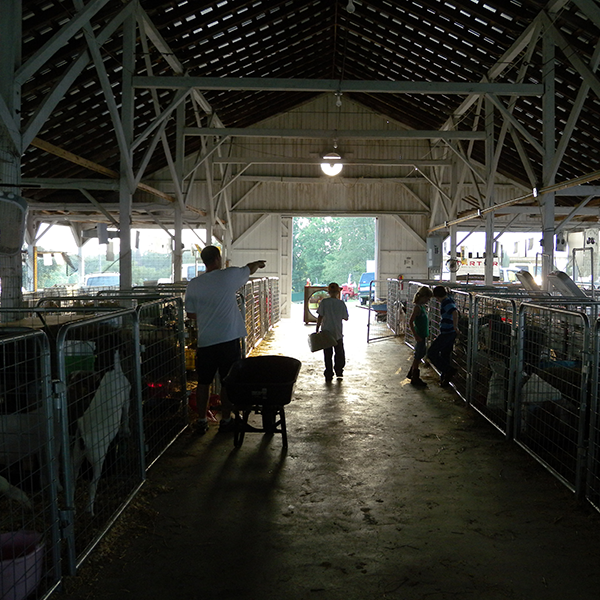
{"left": 35, "top": 295, "right": 131, "bottom": 311}
{"left": 470, "top": 296, "right": 517, "bottom": 436}
{"left": 585, "top": 319, "right": 600, "bottom": 511}
{"left": 429, "top": 288, "right": 473, "bottom": 402}
{"left": 587, "top": 319, "right": 600, "bottom": 512}
{"left": 242, "top": 282, "right": 254, "bottom": 352}
{"left": 259, "top": 279, "right": 269, "bottom": 341}
{"left": 241, "top": 279, "right": 279, "bottom": 354}
{"left": 55, "top": 310, "right": 144, "bottom": 573}
{"left": 136, "top": 299, "right": 187, "bottom": 468}
{"left": 386, "top": 279, "right": 406, "bottom": 336}
{"left": 270, "top": 278, "right": 280, "bottom": 324}
{"left": 365, "top": 280, "right": 393, "bottom": 343}
{"left": 449, "top": 290, "right": 472, "bottom": 402}
{"left": 0, "top": 330, "right": 61, "bottom": 600}
{"left": 251, "top": 279, "right": 262, "bottom": 349}
{"left": 514, "top": 303, "right": 591, "bottom": 494}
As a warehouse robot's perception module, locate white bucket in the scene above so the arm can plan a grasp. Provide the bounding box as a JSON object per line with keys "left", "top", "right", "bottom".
{"left": 0, "top": 531, "right": 44, "bottom": 600}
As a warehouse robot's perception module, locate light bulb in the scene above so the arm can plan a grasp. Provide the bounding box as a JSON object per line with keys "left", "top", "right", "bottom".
{"left": 347, "top": 0, "right": 355, "bottom": 13}
{"left": 321, "top": 152, "right": 343, "bottom": 176}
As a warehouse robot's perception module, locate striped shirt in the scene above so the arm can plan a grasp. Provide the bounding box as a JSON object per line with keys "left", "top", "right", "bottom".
{"left": 439, "top": 296, "right": 457, "bottom": 333}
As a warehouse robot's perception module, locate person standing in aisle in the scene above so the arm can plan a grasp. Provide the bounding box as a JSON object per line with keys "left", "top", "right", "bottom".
{"left": 185, "top": 245, "right": 266, "bottom": 434}
{"left": 316, "top": 282, "right": 349, "bottom": 382}
{"left": 407, "top": 285, "right": 433, "bottom": 387}
{"left": 426, "top": 285, "right": 459, "bottom": 387}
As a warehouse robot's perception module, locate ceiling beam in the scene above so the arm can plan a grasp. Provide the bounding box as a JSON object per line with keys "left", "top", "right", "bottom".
{"left": 22, "top": 178, "right": 119, "bottom": 190}
{"left": 30, "top": 137, "right": 176, "bottom": 203}
{"left": 27, "top": 201, "right": 176, "bottom": 211}
{"left": 184, "top": 128, "right": 486, "bottom": 140}
{"left": 429, "top": 167, "right": 600, "bottom": 232}
{"left": 212, "top": 157, "right": 452, "bottom": 167}
{"left": 571, "top": 0, "right": 600, "bottom": 29}
{"left": 489, "top": 206, "right": 600, "bottom": 215}
{"left": 21, "top": 7, "right": 129, "bottom": 150}
{"left": 232, "top": 209, "right": 429, "bottom": 216}
{"left": 133, "top": 76, "right": 543, "bottom": 96}
{"left": 15, "top": 0, "right": 114, "bottom": 85}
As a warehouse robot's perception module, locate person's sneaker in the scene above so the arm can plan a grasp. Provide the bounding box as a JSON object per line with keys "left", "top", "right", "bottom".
{"left": 192, "top": 420, "right": 209, "bottom": 435}
{"left": 218, "top": 418, "right": 236, "bottom": 433}
{"left": 410, "top": 378, "right": 428, "bottom": 388}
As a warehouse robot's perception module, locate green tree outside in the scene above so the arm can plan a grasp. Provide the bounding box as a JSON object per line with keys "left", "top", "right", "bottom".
{"left": 292, "top": 217, "right": 375, "bottom": 292}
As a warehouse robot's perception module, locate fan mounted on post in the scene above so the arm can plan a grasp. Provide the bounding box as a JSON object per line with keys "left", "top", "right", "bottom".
{"left": 446, "top": 258, "right": 461, "bottom": 273}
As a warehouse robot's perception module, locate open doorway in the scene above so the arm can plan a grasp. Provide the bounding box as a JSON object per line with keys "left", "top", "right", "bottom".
{"left": 291, "top": 217, "right": 376, "bottom": 303}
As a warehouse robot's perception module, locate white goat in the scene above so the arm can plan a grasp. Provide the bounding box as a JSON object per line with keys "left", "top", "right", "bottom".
{"left": 72, "top": 350, "right": 131, "bottom": 515}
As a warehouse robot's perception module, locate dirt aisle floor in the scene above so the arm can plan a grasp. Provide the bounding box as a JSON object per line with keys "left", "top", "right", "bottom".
{"left": 56, "top": 302, "right": 600, "bottom": 600}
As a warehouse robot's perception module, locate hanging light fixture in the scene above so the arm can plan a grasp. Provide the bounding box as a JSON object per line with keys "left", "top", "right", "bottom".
{"left": 321, "top": 149, "right": 343, "bottom": 176}
{"left": 346, "top": 0, "right": 356, "bottom": 14}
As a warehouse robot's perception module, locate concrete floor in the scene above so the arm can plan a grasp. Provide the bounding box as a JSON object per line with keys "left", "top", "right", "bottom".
{"left": 56, "top": 302, "right": 600, "bottom": 600}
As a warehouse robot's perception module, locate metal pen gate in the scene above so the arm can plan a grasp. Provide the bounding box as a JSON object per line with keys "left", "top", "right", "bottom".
{"left": 385, "top": 279, "right": 406, "bottom": 336}
{"left": 136, "top": 298, "right": 188, "bottom": 468}
{"left": 514, "top": 303, "right": 591, "bottom": 496}
{"left": 54, "top": 309, "right": 145, "bottom": 574}
{"left": 366, "top": 279, "right": 395, "bottom": 343}
{"left": 0, "top": 329, "right": 61, "bottom": 600}
{"left": 586, "top": 318, "right": 600, "bottom": 510}
{"left": 469, "top": 295, "right": 518, "bottom": 437}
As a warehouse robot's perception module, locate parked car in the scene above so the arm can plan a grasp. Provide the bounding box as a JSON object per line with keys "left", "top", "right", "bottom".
{"left": 83, "top": 273, "right": 120, "bottom": 287}
{"left": 358, "top": 272, "right": 375, "bottom": 305}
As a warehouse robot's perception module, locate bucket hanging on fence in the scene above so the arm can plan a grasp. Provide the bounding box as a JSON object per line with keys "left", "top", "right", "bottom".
{"left": 0, "top": 530, "right": 44, "bottom": 600}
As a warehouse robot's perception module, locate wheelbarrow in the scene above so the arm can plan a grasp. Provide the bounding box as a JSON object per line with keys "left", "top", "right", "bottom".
{"left": 223, "top": 355, "right": 302, "bottom": 448}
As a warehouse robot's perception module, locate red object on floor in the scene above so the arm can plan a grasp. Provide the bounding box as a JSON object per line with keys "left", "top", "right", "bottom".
{"left": 189, "top": 389, "right": 220, "bottom": 422}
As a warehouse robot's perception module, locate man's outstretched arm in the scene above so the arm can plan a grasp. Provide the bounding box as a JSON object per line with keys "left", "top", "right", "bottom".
{"left": 247, "top": 260, "right": 266, "bottom": 274}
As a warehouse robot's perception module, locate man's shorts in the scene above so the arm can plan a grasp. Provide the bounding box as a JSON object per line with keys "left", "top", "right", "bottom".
{"left": 196, "top": 339, "right": 242, "bottom": 385}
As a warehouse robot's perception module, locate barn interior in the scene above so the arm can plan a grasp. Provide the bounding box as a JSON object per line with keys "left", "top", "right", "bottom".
{"left": 3, "top": 0, "right": 600, "bottom": 305}
{"left": 3, "top": 1, "right": 600, "bottom": 599}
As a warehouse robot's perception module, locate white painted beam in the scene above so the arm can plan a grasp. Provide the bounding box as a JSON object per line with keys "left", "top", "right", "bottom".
{"left": 133, "top": 77, "right": 543, "bottom": 96}
{"left": 15, "top": 0, "right": 114, "bottom": 85}
{"left": 184, "top": 128, "right": 486, "bottom": 140}
{"left": 392, "top": 215, "right": 427, "bottom": 249}
{"left": 21, "top": 8, "right": 129, "bottom": 150}
{"left": 211, "top": 157, "right": 451, "bottom": 167}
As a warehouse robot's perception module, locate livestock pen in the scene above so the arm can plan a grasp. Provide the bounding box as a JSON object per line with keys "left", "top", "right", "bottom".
{"left": 391, "top": 277, "right": 600, "bottom": 511}
{"left": 0, "top": 278, "right": 280, "bottom": 600}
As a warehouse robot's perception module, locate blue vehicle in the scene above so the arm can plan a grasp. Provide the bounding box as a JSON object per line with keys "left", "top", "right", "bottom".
{"left": 358, "top": 272, "right": 375, "bottom": 305}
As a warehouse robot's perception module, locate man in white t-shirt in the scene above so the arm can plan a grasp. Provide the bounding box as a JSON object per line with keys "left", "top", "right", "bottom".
{"left": 316, "top": 282, "right": 349, "bottom": 382}
{"left": 185, "top": 246, "right": 266, "bottom": 434}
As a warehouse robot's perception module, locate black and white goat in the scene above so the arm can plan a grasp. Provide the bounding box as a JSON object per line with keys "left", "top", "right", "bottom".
{"left": 72, "top": 350, "right": 131, "bottom": 515}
